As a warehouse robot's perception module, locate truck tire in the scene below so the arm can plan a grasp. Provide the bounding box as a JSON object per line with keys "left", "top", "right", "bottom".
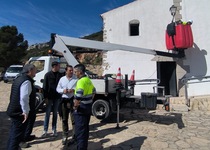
{"left": 92, "top": 99, "right": 111, "bottom": 120}
{"left": 35, "top": 92, "right": 44, "bottom": 112}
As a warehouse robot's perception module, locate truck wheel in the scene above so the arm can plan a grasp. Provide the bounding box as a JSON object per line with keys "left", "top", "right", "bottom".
{"left": 92, "top": 99, "right": 110, "bottom": 120}
{"left": 35, "top": 92, "right": 44, "bottom": 112}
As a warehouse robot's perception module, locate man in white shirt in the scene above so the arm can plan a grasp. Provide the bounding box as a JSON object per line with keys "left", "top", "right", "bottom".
{"left": 56, "top": 65, "right": 77, "bottom": 145}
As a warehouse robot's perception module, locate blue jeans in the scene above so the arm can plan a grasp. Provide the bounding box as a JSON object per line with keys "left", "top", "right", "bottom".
{"left": 43, "top": 99, "right": 59, "bottom": 132}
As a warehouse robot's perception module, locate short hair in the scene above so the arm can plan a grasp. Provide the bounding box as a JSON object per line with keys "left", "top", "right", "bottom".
{"left": 22, "top": 64, "right": 35, "bottom": 73}
{"left": 65, "top": 65, "right": 73, "bottom": 71}
{"left": 74, "top": 64, "right": 85, "bottom": 73}
{"left": 51, "top": 61, "right": 60, "bottom": 67}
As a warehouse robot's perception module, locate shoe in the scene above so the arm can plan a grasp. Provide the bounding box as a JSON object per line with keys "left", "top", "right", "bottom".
{"left": 67, "top": 138, "right": 76, "bottom": 146}
{"left": 62, "top": 137, "right": 67, "bottom": 145}
{"left": 52, "top": 130, "right": 58, "bottom": 137}
{"left": 25, "top": 135, "right": 36, "bottom": 142}
{"left": 41, "top": 131, "right": 47, "bottom": 137}
{"left": 19, "top": 142, "right": 29, "bottom": 148}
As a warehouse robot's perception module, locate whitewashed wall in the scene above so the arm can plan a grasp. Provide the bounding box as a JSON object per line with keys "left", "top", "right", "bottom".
{"left": 181, "top": 0, "right": 210, "bottom": 96}
{"left": 101, "top": 0, "right": 210, "bottom": 96}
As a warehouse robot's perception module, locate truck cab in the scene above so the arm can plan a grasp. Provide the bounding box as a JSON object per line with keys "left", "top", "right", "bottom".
{"left": 28, "top": 56, "right": 67, "bottom": 110}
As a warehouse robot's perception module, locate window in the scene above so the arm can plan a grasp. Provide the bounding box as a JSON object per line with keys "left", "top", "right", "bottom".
{"left": 129, "top": 20, "right": 140, "bottom": 36}
{"left": 6, "top": 66, "right": 23, "bottom": 73}
{"left": 59, "top": 62, "right": 68, "bottom": 73}
{"left": 29, "top": 60, "right": 45, "bottom": 73}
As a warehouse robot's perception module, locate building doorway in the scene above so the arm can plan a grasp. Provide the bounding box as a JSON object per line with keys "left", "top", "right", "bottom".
{"left": 157, "top": 62, "right": 177, "bottom": 96}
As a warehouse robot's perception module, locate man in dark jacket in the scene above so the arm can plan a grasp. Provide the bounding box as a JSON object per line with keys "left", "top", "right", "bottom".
{"left": 7, "top": 64, "right": 37, "bottom": 150}
{"left": 42, "top": 61, "right": 63, "bottom": 137}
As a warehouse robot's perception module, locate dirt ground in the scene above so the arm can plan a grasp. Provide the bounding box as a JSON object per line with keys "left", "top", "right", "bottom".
{"left": 0, "top": 81, "right": 11, "bottom": 149}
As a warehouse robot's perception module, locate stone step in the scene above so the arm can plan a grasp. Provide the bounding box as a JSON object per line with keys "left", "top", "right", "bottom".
{"left": 170, "top": 104, "right": 190, "bottom": 112}
{"left": 170, "top": 97, "right": 186, "bottom": 105}
{"left": 156, "top": 103, "right": 189, "bottom": 112}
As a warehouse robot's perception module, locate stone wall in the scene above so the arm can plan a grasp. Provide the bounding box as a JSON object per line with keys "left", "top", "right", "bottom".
{"left": 190, "top": 95, "right": 210, "bottom": 111}
{"left": 169, "top": 95, "right": 210, "bottom": 111}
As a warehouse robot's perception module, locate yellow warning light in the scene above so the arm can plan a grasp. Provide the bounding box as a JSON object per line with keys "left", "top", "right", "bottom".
{"left": 48, "top": 49, "right": 53, "bottom": 55}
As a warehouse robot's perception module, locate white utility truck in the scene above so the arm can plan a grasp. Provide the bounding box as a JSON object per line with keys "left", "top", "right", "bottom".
{"left": 29, "top": 34, "right": 184, "bottom": 119}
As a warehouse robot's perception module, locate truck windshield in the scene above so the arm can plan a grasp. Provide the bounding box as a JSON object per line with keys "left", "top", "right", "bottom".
{"left": 29, "top": 60, "right": 45, "bottom": 73}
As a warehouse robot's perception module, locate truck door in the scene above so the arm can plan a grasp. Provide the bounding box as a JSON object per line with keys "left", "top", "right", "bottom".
{"left": 157, "top": 62, "right": 177, "bottom": 96}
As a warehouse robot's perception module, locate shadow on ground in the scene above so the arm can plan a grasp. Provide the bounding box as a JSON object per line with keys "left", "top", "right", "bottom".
{"left": 65, "top": 136, "right": 147, "bottom": 150}
{"left": 95, "top": 107, "right": 185, "bottom": 130}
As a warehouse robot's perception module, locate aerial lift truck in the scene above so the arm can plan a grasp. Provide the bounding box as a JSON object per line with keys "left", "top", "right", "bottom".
{"left": 49, "top": 34, "right": 186, "bottom": 119}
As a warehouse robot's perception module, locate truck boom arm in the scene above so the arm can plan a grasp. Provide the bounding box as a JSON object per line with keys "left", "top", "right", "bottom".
{"left": 52, "top": 34, "right": 79, "bottom": 67}
{"left": 51, "top": 34, "right": 185, "bottom": 65}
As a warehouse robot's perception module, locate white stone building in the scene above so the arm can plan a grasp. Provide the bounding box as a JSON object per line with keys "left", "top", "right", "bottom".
{"left": 101, "top": 0, "right": 210, "bottom": 98}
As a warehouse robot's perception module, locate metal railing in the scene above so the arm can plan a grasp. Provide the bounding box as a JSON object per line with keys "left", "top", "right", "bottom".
{"left": 134, "top": 79, "right": 160, "bottom": 85}
{"left": 181, "top": 75, "right": 210, "bottom": 106}
{"left": 153, "top": 86, "right": 165, "bottom": 96}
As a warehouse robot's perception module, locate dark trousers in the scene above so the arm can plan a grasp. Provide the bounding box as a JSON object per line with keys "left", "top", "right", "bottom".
{"left": 7, "top": 116, "right": 27, "bottom": 150}
{"left": 61, "top": 98, "right": 75, "bottom": 137}
{"left": 23, "top": 111, "right": 36, "bottom": 140}
{"left": 74, "top": 113, "right": 91, "bottom": 150}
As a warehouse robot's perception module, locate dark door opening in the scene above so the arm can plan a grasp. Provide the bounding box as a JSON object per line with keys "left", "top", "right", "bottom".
{"left": 157, "top": 62, "right": 177, "bottom": 96}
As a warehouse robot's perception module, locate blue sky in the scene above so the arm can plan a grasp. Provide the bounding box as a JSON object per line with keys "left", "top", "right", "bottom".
{"left": 0, "top": 0, "right": 134, "bottom": 45}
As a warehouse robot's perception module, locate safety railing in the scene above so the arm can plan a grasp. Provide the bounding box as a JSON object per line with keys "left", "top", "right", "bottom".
{"left": 181, "top": 75, "right": 210, "bottom": 106}
{"left": 153, "top": 86, "right": 165, "bottom": 97}
{"left": 134, "top": 79, "right": 160, "bottom": 85}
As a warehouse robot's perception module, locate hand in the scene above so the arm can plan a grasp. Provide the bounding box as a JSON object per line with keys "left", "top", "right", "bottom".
{"left": 73, "top": 100, "right": 80, "bottom": 110}
{"left": 68, "top": 89, "right": 74, "bottom": 93}
{"left": 22, "top": 113, "right": 28, "bottom": 123}
{"left": 63, "top": 89, "right": 68, "bottom": 94}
